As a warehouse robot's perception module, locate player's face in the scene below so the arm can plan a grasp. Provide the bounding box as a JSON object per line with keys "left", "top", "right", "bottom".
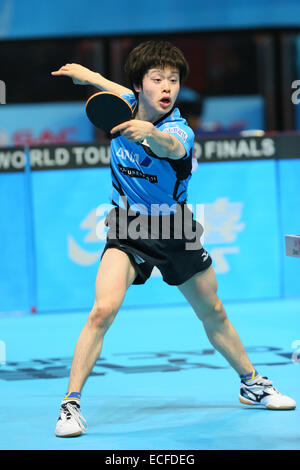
{"left": 135, "top": 67, "right": 180, "bottom": 121}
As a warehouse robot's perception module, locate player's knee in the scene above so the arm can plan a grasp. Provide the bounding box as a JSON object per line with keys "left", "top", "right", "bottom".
{"left": 88, "top": 301, "right": 116, "bottom": 331}
{"left": 202, "top": 298, "right": 227, "bottom": 324}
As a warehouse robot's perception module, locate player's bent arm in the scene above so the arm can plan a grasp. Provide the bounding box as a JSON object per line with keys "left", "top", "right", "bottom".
{"left": 51, "top": 63, "right": 132, "bottom": 95}
{"left": 146, "top": 128, "right": 186, "bottom": 160}
{"left": 91, "top": 74, "right": 132, "bottom": 95}
{"left": 110, "top": 121, "right": 186, "bottom": 160}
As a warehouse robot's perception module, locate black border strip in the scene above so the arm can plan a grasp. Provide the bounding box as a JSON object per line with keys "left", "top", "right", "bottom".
{"left": 1, "top": 134, "right": 300, "bottom": 173}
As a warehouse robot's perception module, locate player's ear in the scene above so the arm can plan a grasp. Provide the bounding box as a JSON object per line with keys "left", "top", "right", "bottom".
{"left": 133, "top": 83, "right": 142, "bottom": 93}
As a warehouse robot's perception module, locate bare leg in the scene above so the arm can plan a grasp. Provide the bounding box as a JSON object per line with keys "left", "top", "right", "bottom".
{"left": 178, "top": 266, "right": 254, "bottom": 376}
{"left": 67, "top": 248, "right": 137, "bottom": 393}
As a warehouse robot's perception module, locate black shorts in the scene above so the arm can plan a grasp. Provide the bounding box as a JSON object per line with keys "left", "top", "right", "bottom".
{"left": 101, "top": 205, "right": 212, "bottom": 286}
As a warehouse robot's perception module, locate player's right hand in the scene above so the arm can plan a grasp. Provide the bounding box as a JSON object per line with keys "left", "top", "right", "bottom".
{"left": 51, "top": 63, "right": 94, "bottom": 85}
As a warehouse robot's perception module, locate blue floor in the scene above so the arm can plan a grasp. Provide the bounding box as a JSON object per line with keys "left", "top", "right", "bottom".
{"left": 0, "top": 298, "right": 299, "bottom": 450}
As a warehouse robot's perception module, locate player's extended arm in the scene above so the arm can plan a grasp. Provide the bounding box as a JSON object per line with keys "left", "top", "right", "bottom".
{"left": 51, "top": 63, "right": 132, "bottom": 95}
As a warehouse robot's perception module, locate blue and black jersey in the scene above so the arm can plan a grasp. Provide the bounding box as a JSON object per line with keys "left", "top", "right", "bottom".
{"left": 110, "top": 92, "right": 195, "bottom": 215}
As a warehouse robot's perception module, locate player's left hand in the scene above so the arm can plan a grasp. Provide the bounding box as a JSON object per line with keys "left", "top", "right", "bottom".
{"left": 110, "top": 120, "right": 154, "bottom": 143}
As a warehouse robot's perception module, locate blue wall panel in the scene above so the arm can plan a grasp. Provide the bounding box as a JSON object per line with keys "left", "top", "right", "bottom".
{"left": 2, "top": 0, "right": 300, "bottom": 40}
{"left": 188, "top": 160, "right": 281, "bottom": 301}
{"left": 278, "top": 159, "right": 300, "bottom": 298}
{"left": 0, "top": 173, "right": 30, "bottom": 313}
{"left": 32, "top": 168, "right": 111, "bottom": 311}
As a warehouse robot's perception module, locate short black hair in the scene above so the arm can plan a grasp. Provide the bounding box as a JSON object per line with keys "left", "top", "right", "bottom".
{"left": 124, "top": 41, "right": 189, "bottom": 96}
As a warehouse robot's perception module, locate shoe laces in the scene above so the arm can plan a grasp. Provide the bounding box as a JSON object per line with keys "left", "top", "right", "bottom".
{"left": 257, "top": 376, "right": 273, "bottom": 386}
{"left": 61, "top": 401, "right": 88, "bottom": 431}
{"left": 255, "top": 377, "right": 281, "bottom": 395}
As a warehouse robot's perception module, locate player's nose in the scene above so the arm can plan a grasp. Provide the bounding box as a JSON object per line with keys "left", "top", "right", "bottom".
{"left": 161, "top": 79, "right": 171, "bottom": 92}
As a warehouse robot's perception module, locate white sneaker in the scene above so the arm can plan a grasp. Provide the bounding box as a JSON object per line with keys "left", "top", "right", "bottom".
{"left": 55, "top": 401, "right": 88, "bottom": 437}
{"left": 239, "top": 376, "right": 296, "bottom": 410}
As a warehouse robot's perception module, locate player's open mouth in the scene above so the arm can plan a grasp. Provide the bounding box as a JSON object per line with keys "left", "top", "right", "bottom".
{"left": 159, "top": 97, "right": 171, "bottom": 108}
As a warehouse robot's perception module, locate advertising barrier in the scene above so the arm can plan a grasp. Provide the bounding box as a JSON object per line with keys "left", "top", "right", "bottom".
{"left": 0, "top": 134, "right": 299, "bottom": 314}
{"left": 0, "top": 102, "right": 94, "bottom": 147}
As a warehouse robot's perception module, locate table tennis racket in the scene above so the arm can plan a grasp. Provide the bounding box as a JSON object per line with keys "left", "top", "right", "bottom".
{"left": 85, "top": 91, "right": 133, "bottom": 133}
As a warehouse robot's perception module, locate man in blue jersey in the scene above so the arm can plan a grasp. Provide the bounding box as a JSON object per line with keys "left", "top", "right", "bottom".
{"left": 52, "top": 41, "right": 295, "bottom": 438}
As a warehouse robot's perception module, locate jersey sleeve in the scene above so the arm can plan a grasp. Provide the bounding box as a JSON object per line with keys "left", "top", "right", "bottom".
{"left": 160, "top": 121, "right": 194, "bottom": 158}
{"left": 120, "top": 92, "right": 137, "bottom": 109}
